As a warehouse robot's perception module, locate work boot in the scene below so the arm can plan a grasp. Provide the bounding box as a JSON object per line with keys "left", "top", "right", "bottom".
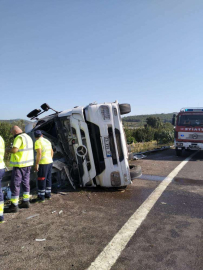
{"left": 4, "top": 203, "right": 19, "bottom": 213}
{"left": 19, "top": 201, "right": 30, "bottom": 209}
{"left": 0, "top": 216, "right": 4, "bottom": 223}
{"left": 30, "top": 197, "right": 45, "bottom": 204}
{"left": 45, "top": 194, "right": 51, "bottom": 200}
{"left": 36, "top": 196, "right": 45, "bottom": 203}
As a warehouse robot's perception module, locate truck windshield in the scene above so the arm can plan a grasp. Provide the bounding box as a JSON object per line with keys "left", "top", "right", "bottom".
{"left": 178, "top": 115, "right": 203, "bottom": 126}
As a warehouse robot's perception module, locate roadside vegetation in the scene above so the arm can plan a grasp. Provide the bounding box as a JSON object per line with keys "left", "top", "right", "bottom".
{"left": 123, "top": 112, "right": 176, "bottom": 128}
{"left": 124, "top": 116, "right": 174, "bottom": 151}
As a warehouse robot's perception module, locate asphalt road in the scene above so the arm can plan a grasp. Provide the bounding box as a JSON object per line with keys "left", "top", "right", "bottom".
{"left": 0, "top": 149, "right": 203, "bottom": 270}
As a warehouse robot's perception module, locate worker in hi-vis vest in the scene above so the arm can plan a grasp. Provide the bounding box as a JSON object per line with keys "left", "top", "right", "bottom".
{"left": 0, "top": 135, "right": 5, "bottom": 223}
{"left": 5, "top": 126, "right": 34, "bottom": 213}
{"left": 34, "top": 130, "right": 53, "bottom": 202}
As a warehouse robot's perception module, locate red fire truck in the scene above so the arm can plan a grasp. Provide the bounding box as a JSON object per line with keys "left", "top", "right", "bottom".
{"left": 172, "top": 108, "right": 203, "bottom": 156}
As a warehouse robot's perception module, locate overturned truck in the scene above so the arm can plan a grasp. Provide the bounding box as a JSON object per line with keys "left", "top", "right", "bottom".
{"left": 26, "top": 101, "right": 141, "bottom": 189}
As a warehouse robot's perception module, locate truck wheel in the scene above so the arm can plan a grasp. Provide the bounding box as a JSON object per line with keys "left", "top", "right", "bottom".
{"left": 176, "top": 149, "right": 182, "bottom": 156}
{"left": 130, "top": 165, "right": 142, "bottom": 180}
{"left": 119, "top": 104, "right": 131, "bottom": 115}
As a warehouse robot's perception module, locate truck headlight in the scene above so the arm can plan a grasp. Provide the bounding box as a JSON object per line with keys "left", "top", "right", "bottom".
{"left": 177, "top": 143, "right": 183, "bottom": 146}
{"left": 111, "top": 171, "right": 121, "bottom": 186}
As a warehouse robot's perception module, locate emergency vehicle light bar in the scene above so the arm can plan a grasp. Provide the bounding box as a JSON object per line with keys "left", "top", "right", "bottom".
{"left": 180, "top": 108, "right": 203, "bottom": 112}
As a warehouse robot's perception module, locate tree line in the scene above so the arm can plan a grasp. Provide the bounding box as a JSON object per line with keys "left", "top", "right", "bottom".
{"left": 122, "top": 112, "right": 176, "bottom": 127}
{"left": 125, "top": 116, "right": 174, "bottom": 144}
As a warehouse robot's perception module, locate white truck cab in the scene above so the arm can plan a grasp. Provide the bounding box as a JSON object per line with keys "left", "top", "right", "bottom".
{"left": 26, "top": 101, "right": 141, "bottom": 188}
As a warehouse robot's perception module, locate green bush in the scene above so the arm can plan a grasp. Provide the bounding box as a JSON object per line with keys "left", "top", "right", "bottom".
{"left": 154, "top": 130, "right": 174, "bottom": 144}
{"left": 127, "top": 136, "right": 136, "bottom": 144}
{"left": 125, "top": 119, "right": 174, "bottom": 145}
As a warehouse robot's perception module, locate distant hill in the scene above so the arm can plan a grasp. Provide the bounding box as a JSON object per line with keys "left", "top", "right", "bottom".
{"left": 122, "top": 113, "right": 177, "bottom": 128}
{"left": 0, "top": 119, "right": 32, "bottom": 125}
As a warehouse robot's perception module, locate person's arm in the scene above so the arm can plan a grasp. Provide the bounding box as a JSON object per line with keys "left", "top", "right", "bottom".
{"left": 6, "top": 147, "right": 19, "bottom": 153}
{"left": 34, "top": 148, "right": 41, "bottom": 172}
{"left": 6, "top": 137, "right": 22, "bottom": 153}
{"left": 51, "top": 148, "right": 53, "bottom": 158}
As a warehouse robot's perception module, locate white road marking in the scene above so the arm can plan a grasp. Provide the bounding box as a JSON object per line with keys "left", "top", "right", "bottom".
{"left": 87, "top": 152, "right": 197, "bottom": 270}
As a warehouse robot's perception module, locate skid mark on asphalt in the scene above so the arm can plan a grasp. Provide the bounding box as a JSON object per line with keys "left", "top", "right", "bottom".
{"left": 87, "top": 152, "right": 197, "bottom": 270}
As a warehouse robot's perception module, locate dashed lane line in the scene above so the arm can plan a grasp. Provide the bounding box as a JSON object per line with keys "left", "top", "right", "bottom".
{"left": 87, "top": 152, "right": 197, "bottom": 270}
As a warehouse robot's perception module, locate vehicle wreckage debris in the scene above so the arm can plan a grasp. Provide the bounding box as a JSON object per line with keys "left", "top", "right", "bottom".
{"left": 59, "top": 210, "right": 63, "bottom": 214}
{"left": 26, "top": 214, "right": 40, "bottom": 220}
{"left": 86, "top": 194, "right": 91, "bottom": 201}
{"left": 52, "top": 211, "right": 56, "bottom": 214}
{"left": 52, "top": 160, "right": 65, "bottom": 171}
{"left": 52, "top": 160, "right": 76, "bottom": 190}
{"left": 59, "top": 192, "right": 68, "bottom": 195}
{"left": 35, "top": 239, "right": 46, "bottom": 242}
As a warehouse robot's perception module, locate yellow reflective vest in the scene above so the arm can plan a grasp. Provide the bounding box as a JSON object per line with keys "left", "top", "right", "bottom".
{"left": 0, "top": 136, "right": 5, "bottom": 169}
{"left": 10, "top": 133, "right": 34, "bottom": 167}
{"left": 35, "top": 137, "right": 53, "bottom": 165}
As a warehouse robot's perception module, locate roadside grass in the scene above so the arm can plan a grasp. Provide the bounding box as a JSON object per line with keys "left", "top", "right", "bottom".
{"left": 128, "top": 140, "right": 173, "bottom": 153}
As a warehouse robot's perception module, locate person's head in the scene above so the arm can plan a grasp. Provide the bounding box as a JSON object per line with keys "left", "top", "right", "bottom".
{"left": 11, "top": 126, "right": 23, "bottom": 136}
{"left": 34, "top": 130, "right": 43, "bottom": 140}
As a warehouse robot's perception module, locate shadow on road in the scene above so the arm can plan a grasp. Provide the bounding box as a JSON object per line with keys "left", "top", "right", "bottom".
{"left": 139, "top": 149, "right": 201, "bottom": 161}
{"left": 174, "top": 177, "right": 203, "bottom": 185}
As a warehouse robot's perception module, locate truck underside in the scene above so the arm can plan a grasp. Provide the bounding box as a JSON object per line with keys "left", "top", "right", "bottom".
{"left": 30, "top": 115, "right": 82, "bottom": 189}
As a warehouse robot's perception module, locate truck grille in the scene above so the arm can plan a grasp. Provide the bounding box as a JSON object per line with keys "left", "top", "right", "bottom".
{"left": 178, "top": 132, "right": 203, "bottom": 140}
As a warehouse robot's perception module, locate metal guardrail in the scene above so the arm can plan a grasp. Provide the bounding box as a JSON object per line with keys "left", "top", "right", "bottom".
{"left": 132, "top": 145, "right": 173, "bottom": 156}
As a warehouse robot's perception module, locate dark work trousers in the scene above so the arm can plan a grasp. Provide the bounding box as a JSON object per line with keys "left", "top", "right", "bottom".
{"left": 0, "top": 169, "right": 5, "bottom": 221}
{"left": 10, "top": 167, "right": 31, "bottom": 205}
{"left": 0, "top": 169, "right": 5, "bottom": 202}
{"left": 37, "top": 163, "right": 52, "bottom": 200}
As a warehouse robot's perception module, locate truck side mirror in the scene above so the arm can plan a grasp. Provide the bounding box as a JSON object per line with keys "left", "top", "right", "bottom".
{"left": 41, "top": 103, "right": 51, "bottom": 111}
{"left": 172, "top": 114, "right": 176, "bottom": 126}
{"left": 27, "top": 109, "right": 41, "bottom": 118}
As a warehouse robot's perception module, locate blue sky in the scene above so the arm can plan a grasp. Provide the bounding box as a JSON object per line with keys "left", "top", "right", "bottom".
{"left": 1, "top": 0, "right": 203, "bottom": 119}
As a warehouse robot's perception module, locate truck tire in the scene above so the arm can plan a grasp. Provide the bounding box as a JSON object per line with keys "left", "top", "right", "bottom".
{"left": 176, "top": 149, "right": 182, "bottom": 156}
{"left": 130, "top": 165, "right": 142, "bottom": 180}
{"left": 119, "top": 104, "right": 131, "bottom": 115}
